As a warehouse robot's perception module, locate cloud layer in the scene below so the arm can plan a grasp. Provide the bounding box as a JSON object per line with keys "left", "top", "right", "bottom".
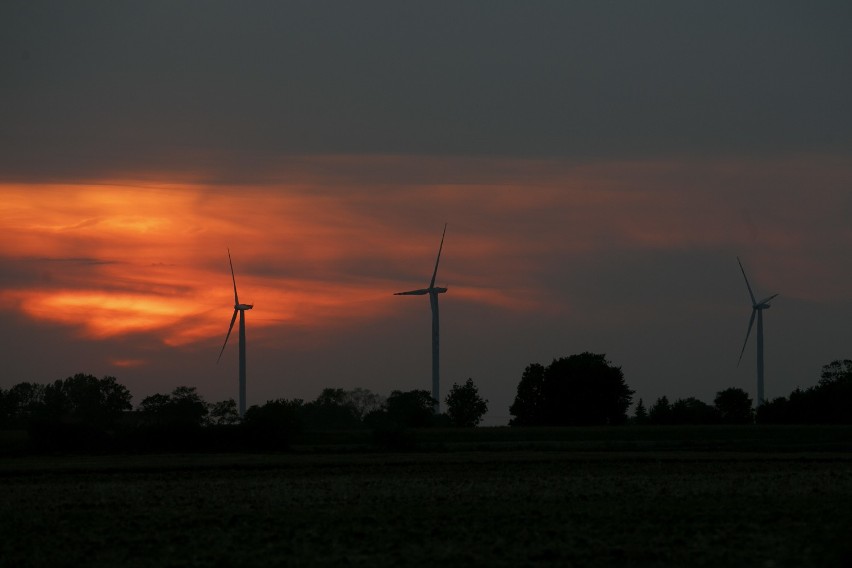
{"left": 3, "top": 2, "right": 851, "bottom": 180}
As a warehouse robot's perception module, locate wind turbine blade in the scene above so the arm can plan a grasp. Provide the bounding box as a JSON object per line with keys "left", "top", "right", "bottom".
{"left": 394, "top": 289, "right": 430, "bottom": 295}
{"left": 759, "top": 293, "right": 779, "bottom": 305}
{"left": 217, "top": 309, "right": 239, "bottom": 363}
{"left": 737, "top": 257, "right": 757, "bottom": 305}
{"left": 737, "top": 309, "right": 757, "bottom": 367}
{"left": 228, "top": 248, "right": 239, "bottom": 305}
{"left": 429, "top": 223, "right": 448, "bottom": 289}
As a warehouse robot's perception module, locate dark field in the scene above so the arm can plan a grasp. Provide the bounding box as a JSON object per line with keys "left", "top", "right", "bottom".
{"left": 2, "top": 427, "right": 852, "bottom": 567}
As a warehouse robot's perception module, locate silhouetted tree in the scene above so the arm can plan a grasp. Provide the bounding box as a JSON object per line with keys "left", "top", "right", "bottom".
{"left": 819, "top": 359, "right": 852, "bottom": 385}
{"left": 208, "top": 399, "right": 241, "bottom": 425}
{"left": 301, "top": 388, "right": 362, "bottom": 430}
{"left": 815, "top": 359, "right": 852, "bottom": 423}
{"left": 0, "top": 389, "right": 9, "bottom": 427}
{"left": 242, "top": 399, "right": 304, "bottom": 448}
{"left": 341, "top": 387, "right": 385, "bottom": 421}
{"left": 384, "top": 389, "right": 436, "bottom": 428}
{"left": 23, "top": 374, "right": 132, "bottom": 450}
{"left": 361, "top": 390, "right": 435, "bottom": 450}
{"left": 786, "top": 388, "right": 815, "bottom": 423}
{"left": 714, "top": 388, "right": 754, "bottom": 424}
{"left": 445, "top": 378, "right": 488, "bottom": 427}
{"left": 755, "top": 360, "right": 852, "bottom": 424}
{"left": 633, "top": 398, "right": 648, "bottom": 424}
{"left": 670, "top": 397, "right": 720, "bottom": 425}
{"left": 0, "top": 388, "right": 14, "bottom": 428}
{"left": 509, "top": 353, "right": 634, "bottom": 426}
{"left": 0, "top": 382, "right": 45, "bottom": 427}
{"left": 40, "top": 374, "right": 132, "bottom": 428}
{"left": 648, "top": 396, "right": 672, "bottom": 425}
{"left": 508, "top": 363, "right": 546, "bottom": 426}
{"left": 756, "top": 396, "right": 790, "bottom": 424}
{"left": 9, "top": 382, "right": 45, "bottom": 412}
{"left": 138, "top": 393, "right": 170, "bottom": 415}
{"left": 313, "top": 388, "right": 347, "bottom": 406}
{"left": 138, "top": 386, "right": 208, "bottom": 429}
{"left": 170, "top": 386, "right": 208, "bottom": 424}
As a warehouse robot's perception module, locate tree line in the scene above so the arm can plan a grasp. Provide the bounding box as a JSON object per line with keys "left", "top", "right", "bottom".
{"left": 633, "top": 360, "right": 852, "bottom": 425}
{"left": 2, "top": 355, "right": 850, "bottom": 452}
{"left": 508, "top": 353, "right": 852, "bottom": 426}
{"left": 0, "top": 374, "right": 489, "bottom": 452}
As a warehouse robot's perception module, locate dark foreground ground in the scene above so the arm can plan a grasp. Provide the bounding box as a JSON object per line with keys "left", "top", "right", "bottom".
{"left": 1, "top": 427, "right": 851, "bottom": 567}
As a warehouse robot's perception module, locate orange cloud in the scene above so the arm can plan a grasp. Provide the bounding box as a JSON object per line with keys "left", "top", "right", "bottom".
{"left": 0, "top": 179, "right": 534, "bottom": 348}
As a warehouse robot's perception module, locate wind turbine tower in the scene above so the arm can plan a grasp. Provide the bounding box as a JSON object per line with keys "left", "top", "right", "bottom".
{"left": 395, "top": 224, "right": 448, "bottom": 413}
{"left": 217, "top": 249, "right": 254, "bottom": 417}
{"left": 736, "top": 257, "right": 778, "bottom": 407}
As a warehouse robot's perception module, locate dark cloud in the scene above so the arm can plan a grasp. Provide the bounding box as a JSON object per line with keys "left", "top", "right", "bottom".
{"left": 2, "top": 1, "right": 851, "bottom": 180}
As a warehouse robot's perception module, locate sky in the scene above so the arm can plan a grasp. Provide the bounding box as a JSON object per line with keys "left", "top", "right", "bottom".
{"left": 2, "top": 2, "right": 851, "bottom": 424}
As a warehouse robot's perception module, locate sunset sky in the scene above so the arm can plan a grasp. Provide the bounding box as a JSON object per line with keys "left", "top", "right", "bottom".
{"left": 2, "top": 2, "right": 851, "bottom": 423}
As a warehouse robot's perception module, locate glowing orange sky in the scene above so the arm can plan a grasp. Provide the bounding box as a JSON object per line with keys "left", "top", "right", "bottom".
{"left": 1, "top": 172, "right": 551, "bottom": 349}
{"left": 3, "top": 155, "right": 851, "bottom": 351}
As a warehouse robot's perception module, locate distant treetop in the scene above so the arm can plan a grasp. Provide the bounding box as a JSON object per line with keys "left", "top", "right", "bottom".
{"left": 510, "top": 352, "right": 633, "bottom": 426}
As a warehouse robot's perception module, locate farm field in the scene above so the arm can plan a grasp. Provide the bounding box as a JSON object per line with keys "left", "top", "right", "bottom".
{"left": 1, "top": 428, "right": 852, "bottom": 567}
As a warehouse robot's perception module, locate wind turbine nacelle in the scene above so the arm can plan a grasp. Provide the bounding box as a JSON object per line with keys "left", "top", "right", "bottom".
{"left": 236, "top": 303, "right": 254, "bottom": 310}
{"left": 433, "top": 287, "right": 448, "bottom": 294}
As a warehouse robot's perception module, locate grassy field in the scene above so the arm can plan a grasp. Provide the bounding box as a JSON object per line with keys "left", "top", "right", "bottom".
{"left": 1, "top": 427, "right": 852, "bottom": 567}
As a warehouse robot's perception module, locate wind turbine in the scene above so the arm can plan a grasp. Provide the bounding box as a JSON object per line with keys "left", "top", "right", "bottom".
{"left": 736, "top": 257, "right": 778, "bottom": 407}
{"left": 395, "top": 224, "right": 448, "bottom": 413}
{"left": 217, "top": 249, "right": 253, "bottom": 417}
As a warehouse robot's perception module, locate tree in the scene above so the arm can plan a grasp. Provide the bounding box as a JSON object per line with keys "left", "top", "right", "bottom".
{"left": 40, "top": 374, "right": 132, "bottom": 428}
{"left": 208, "top": 399, "right": 241, "bottom": 425}
{"left": 755, "top": 360, "right": 852, "bottom": 424}
{"left": 819, "top": 359, "right": 852, "bottom": 386}
{"left": 648, "top": 396, "right": 672, "bottom": 425}
{"left": 170, "top": 386, "right": 208, "bottom": 425}
{"left": 0, "top": 382, "right": 45, "bottom": 427}
{"left": 445, "top": 378, "right": 488, "bottom": 427}
{"left": 314, "top": 388, "right": 348, "bottom": 407}
{"left": 22, "top": 374, "right": 132, "bottom": 450}
{"left": 0, "top": 389, "right": 9, "bottom": 427}
{"left": 814, "top": 359, "right": 852, "bottom": 423}
{"left": 341, "top": 388, "right": 385, "bottom": 421}
{"left": 508, "top": 364, "right": 546, "bottom": 426}
{"left": 138, "top": 386, "right": 208, "bottom": 428}
{"left": 714, "top": 388, "right": 754, "bottom": 424}
{"left": 242, "top": 399, "right": 304, "bottom": 448}
{"left": 384, "top": 390, "right": 436, "bottom": 428}
{"left": 302, "top": 388, "right": 361, "bottom": 430}
{"left": 785, "top": 387, "right": 817, "bottom": 424}
{"left": 633, "top": 398, "right": 648, "bottom": 424}
{"left": 8, "top": 382, "right": 45, "bottom": 414}
{"left": 669, "top": 397, "right": 720, "bottom": 425}
{"left": 361, "top": 390, "right": 436, "bottom": 451}
{"left": 509, "top": 353, "right": 634, "bottom": 426}
{"left": 138, "top": 393, "right": 171, "bottom": 415}
{"left": 756, "top": 396, "right": 790, "bottom": 424}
